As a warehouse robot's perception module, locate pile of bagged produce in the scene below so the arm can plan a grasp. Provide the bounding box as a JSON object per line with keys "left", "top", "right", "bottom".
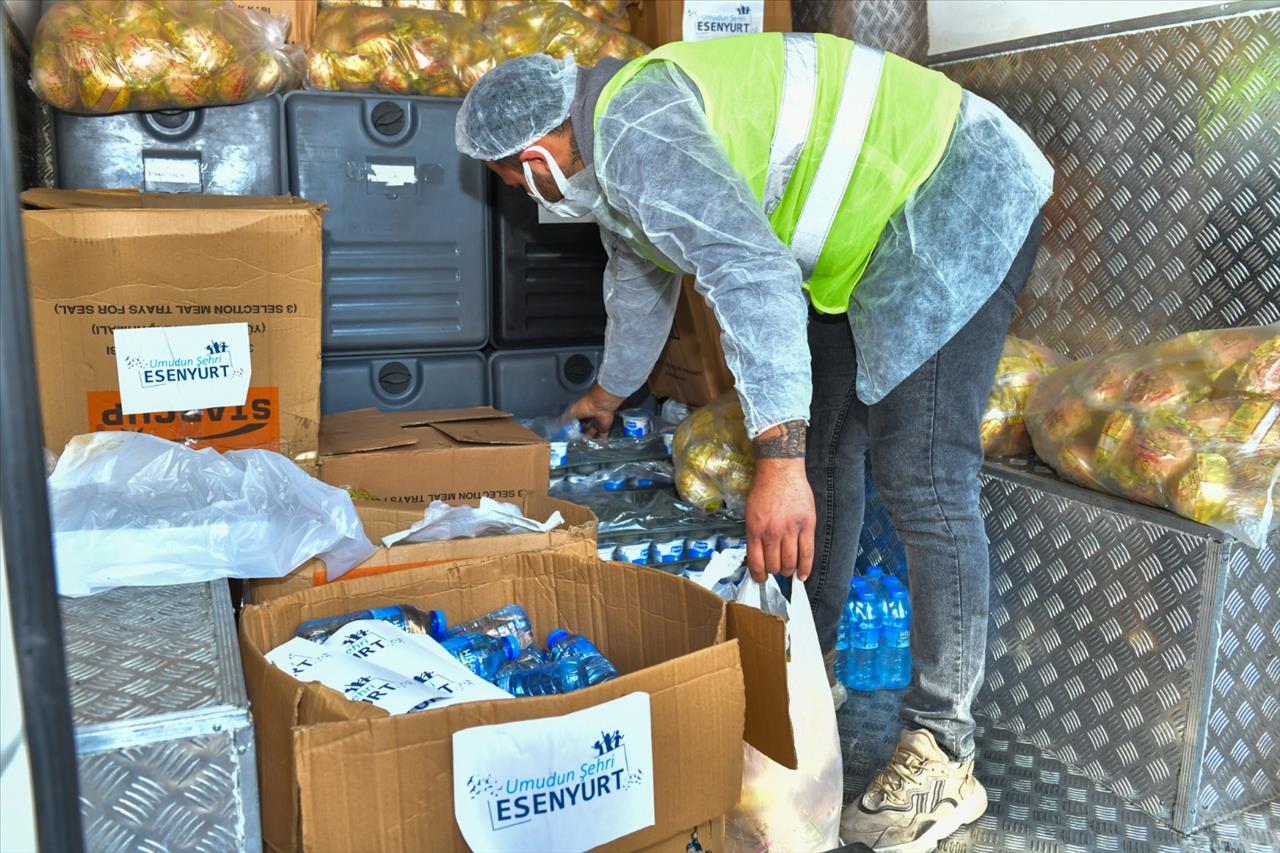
{"left": 672, "top": 392, "right": 754, "bottom": 514}
{"left": 1024, "top": 324, "right": 1278, "bottom": 547}
{"left": 31, "top": 0, "right": 302, "bottom": 114}
{"left": 981, "top": 335, "right": 1070, "bottom": 456}
{"left": 308, "top": 0, "right": 644, "bottom": 97}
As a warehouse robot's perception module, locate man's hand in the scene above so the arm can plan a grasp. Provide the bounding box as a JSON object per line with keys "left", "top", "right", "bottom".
{"left": 566, "top": 383, "right": 627, "bottom": 438}
{"left": 746, "top": 421, "right": 815, "bottom": 583}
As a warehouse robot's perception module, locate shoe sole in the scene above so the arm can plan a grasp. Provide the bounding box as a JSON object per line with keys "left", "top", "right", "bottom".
{"left": 870, "top": 785, "right": 988, "bottom": 853}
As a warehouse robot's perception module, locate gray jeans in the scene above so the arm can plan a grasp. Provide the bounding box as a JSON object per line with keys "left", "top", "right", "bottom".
{"left": 804, "top": 215, "right": 1042, "bottom": 761}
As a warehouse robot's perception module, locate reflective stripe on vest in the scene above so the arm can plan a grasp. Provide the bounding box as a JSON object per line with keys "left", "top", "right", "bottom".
{"left": 790, "top": 44, "right": 884, "bottom": 279}
{"left": 762, "top": 33, "right": 817, "bottom": 217}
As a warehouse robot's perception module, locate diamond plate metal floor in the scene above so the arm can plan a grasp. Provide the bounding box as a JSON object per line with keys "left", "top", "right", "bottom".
{"left": 838, "top": 689, "right": 1280, "bottom": 852}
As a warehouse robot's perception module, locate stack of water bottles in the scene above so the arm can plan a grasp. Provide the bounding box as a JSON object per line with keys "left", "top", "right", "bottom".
{"left": 295, "top": 602, "right": 619, "bottom": 698}
{"left": 835, "top": 566, "right": 913, "bottom": 692}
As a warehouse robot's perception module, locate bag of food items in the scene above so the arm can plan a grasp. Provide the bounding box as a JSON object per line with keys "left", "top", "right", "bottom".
{"left": 308, "top": 5, "right": 501, "bottom": 96}
{"left": 325, "top": 0, "right": 636, "bottom": 33}
{"left": 1025, "top": 324, "right": 1279, "bottom": 547}
{"left": 981, "top": 335, "right": 1070, "bottom": 457}
{"left": 32, "top": 0, "right": 302, "bottom": 114}
{"left": 672, "top": 392, "right": 754, "bottom": 514}
{"left": 485, "top": 1, "right": 647, "bottom": 66}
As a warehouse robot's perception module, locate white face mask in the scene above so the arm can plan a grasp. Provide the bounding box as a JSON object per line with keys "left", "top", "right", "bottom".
{"left": 521, "top": 145, "right": 597, "bottom": 219}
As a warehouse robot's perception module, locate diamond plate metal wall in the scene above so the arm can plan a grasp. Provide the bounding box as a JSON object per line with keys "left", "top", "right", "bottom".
{"left": 854, "top": 458, "right": 1278, "bottom": 833}
{"left": 855, "top": 463, "right": 908, "bottom": 580}
{"left": 62, "top": 580, "right": 261, "bottom": 852}
{"left": 78, "top": 730, "right": 249, "bottom": 853}
{"left": 1194, "top": 535, "right": 1280, "bottom": 829}
{"left": 935, "top": 10, "right": 1280, "bottom": 358}
{"left": 975, "top": 460, "right": 1278, "bottom": 832}
{"left": 791, "top": 0, "right": 928, "bottom": 62}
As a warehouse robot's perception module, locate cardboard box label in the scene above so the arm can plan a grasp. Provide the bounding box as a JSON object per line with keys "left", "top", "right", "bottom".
{"left": 452, "top": 692, "right": 656, "bottom": 853}
{"left": 114, "top": 323, "right": 250, "bottom": 415}
{"left": 86, "top": 386, "right": 281, "bottom": 451}
{"left": 682, "top": 0, "right": 765, "bottom": 40}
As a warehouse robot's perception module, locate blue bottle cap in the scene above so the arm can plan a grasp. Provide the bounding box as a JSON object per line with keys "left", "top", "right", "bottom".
{"left": 892, "top": 588, "right": 909, "bottom": 600}
{"left": 602, "top": 478, "right": 627, "bottom": 491}
{"left": 865, "top": 566, "right": 884, "bottom": 579}
{"left": 882, "top": 576, "right": 902, "bottom": 590}
{"left": 502, "top": 635, "right": 521, "bottom": 661}
{"left": 546, "top": 628, "right": 570, "bottom": 648}
{"left": 429, "top": 609, "right": 447, "bottom": 640}
{"left": 850, "top": 577, "right": 870, "bottom": 590}
{"left": 856, "top": 588, "right": 878, "bottom": 601}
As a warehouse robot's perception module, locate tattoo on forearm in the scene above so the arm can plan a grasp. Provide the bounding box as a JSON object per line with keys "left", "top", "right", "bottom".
{"left": 753, "top": 420, "right": 807, "bottom": 459}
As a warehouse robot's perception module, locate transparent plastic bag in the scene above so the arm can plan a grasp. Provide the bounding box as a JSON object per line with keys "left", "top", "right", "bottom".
{"left": 981, "top": 335, "right": 1070, "bottom": 457}
{"left": 1024, "top": 324, "right": 1279, "bottom": 547}
{"left": 673, "top": 392, "right": 754, "bottom": 514}
{"left": 48, "top": 432, "right": 376, "bottom": 596}
{"left": 484, "top": 1, "right": 646, "bottom": 66}
{"left": 31, "top": 0, "right": 302, "bottom": 114}
{"left": 729, "top": 576, "right": 842, "bottom": 852}
{"left": 308, "top": 5, "right": 501, "bottom": 96}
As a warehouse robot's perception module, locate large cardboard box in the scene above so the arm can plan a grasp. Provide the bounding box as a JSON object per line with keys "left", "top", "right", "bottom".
{"left": 318, "top": 406, "right": 550, "bottom": 504}
{"left": 248, "top": 495, "right": 598, "bottom": 603}
{"left": 239, "top": 550, "right": 794, "bottom": 852}
{"left": 23, "top": 189, "right": 324, "bottom": 462}
{"left": 629, "top": 0, "right": 792, "bottom": 48}
{"left": 233, "top": 0, "right": 316, "bottom": 45}
{"left": 648, "top": 276, "right": 735, "bottom": 406}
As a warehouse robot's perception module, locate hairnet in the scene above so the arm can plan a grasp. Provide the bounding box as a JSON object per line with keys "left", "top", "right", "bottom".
{"left": 456, "top": 54, "right": 578, "bottom": 161}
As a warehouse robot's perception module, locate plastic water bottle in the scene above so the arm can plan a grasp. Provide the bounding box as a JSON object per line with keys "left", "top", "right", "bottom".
{"left": 445, "top": 605, "right": 535, "bottom": 650}
{"left": 863, "top": 565, "right": 884, "bottom": 594}
{"left": 834, "top": 606, "right": 850, "bottom": 684}
{"left": 494, "top": 647, "right": 550, "bottom": 692}
{"left": 845, "top": 588, "right": 881, "bottom": 691}
{"left": 546, "top": 629, "right": 620, "bottom": 684}
{"left": 505, "top": 657, "right": 618, "bottom": 696}
{"left": 296, "top": 604, "right": 445, "bottom": 643}
{"left": 441, "top": 633, "right": 520, "bottom": 680}
{"left": 879, "top": 587, "right": 912, "bottom": 688}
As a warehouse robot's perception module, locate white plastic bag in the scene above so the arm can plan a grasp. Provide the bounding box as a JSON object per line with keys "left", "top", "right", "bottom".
{"left": 381, "top": 497, "right": 564, "bottom": 547}
{"left": 49, "top": 432, "right": 376, "bottom": 596}
{"left": 728, "top": 575, "right": 842, "bottom": 852}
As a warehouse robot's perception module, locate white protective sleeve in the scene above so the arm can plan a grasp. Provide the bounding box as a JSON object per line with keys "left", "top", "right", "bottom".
{"left": 594, "top": 62, "right": 813, "bottom": 438}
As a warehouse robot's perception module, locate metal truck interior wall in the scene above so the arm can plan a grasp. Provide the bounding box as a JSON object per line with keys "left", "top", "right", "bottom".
{"left": 934, "top": 7, "right": 1278, "bottom": 358}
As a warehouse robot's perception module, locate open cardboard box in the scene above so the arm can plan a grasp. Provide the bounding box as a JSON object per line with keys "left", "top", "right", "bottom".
{"left": 319, "top": 407, "right": 550, "bottom": 504}
{"left": 248, "top": 495, "right": 598, "bottom": 603}
{"left": 239, "top": 550, "right": 793, "bottom": 852}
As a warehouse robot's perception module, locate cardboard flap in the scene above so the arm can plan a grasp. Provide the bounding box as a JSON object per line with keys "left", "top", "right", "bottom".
{"left": 727, "top": 602, "right": 797, "bottom": 769}
{"left": 432, "top": 418, "right": 544, "bottom": 446}
{"left": 21, "top": 187, "right": 321, "bottom": 212}
{"left": 319, "top": 409, "right": 418, "bottom": 456}
{"left": 397, "top": 405, "right": 513, "bottom": 426}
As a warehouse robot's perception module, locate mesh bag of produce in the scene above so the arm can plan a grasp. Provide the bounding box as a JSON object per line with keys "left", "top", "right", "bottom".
{"left": 484, "top": 1, "right": 646, "bottom": 66}
{"left": 1025, "top": 324, "right": 1279, "bottom": 547}
{"left": 326, "top": 1, "right": 636, "bottom": 31}
{"left": 31, "top": 0, "right": 302, "bottom": 114}
{"left": 981, "top": 335, "right": 1070, "bottom": 457}
{"left": 672, "top": 392, "right": 754, "bottom": 514}
{"left": 308, "top": 5, "right": 501, "bottom": 96}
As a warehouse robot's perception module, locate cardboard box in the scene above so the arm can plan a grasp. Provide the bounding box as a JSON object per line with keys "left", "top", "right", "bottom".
{"left": 22, "top": 189, "right": 324, "bottom": 462}
{"left": 648, "top": 276, "right": 736, "bottom": 406}
{"left": 318, "top": 406, "right": 550, "bottom": 504}
{"left": 233, "top": 0, "right": 316, "bottom": 45}
{"left": 629, "top": 0, "right": 792, "bottom": 48}
{"left": 239, "top": 550, "right": 793, "bottom": 852}
{"left": 248, "top": 494, "right": 598, "bottom": 603}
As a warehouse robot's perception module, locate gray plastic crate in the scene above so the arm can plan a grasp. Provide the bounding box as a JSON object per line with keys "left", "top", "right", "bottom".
{"left": 285, "top": 91, "right": 489, "bottom": 353}
{"left": 488, "top": 347, "right": 600, "bottom": 418}
{"left": 54, "top": 97, "right": 285, "bottom": 195}
{"left": 322, "top": 351, "right": 488, "bottom": 414}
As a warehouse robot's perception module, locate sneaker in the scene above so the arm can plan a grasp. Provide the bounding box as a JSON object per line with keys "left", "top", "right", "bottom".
{"left": 840, "top": 728, "right": 986, "bottom": 852}
{"left": 831, "top": 680, "right": 848, "bottom": 710}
